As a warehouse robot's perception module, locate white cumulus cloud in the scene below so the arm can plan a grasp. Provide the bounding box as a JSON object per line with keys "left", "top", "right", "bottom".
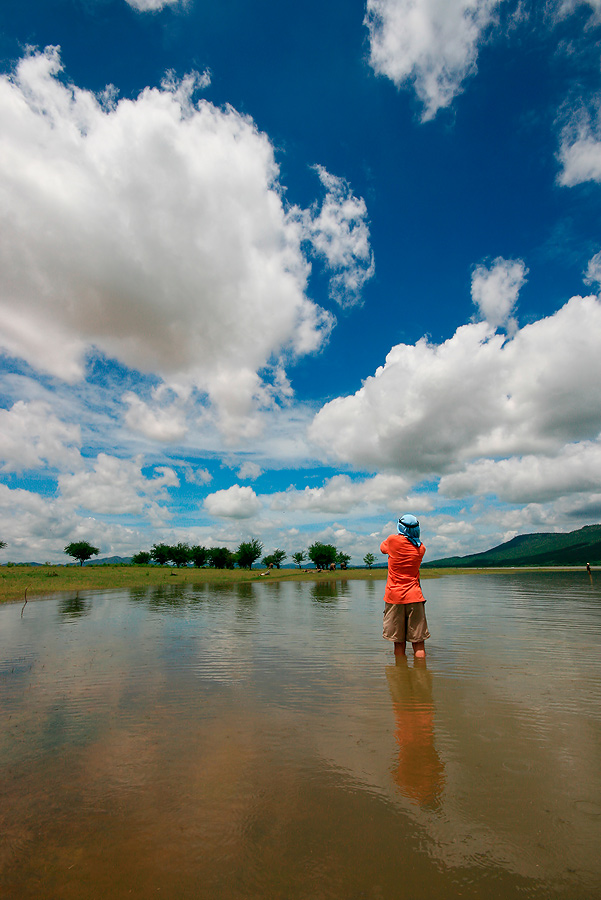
{"left": 365, "top": 0, "right": 503, "bottom": 121}
{"left": 204, "top": 485, "right": 262, "bottom": 518}
{"left": 0, "top": 400, "right": 81, "bottom": 472}
{"left": 237, "top": 462, "right": 263, "bottom": 480}
{"left": 269, "top": 473, "right": 419, "bottom": 515}
{"left": 0, "top": 48, "right": 372, "bottom": 440}
{"left": 58, "top": 454, "right": 178, "bottom": 516}
{"left": 309, "top": 292, "right": 601, "bottom": 498}
{"left": 471, "top": 257, "right": 527, "bottom": 331}
{"left": 293, "top": 166, "right": 375, "bottom": 308}
{"left": 439, "top": 438, "right": 601, "bottom": 503}
{"left": 123, "top": 392, "right": 188, "bottom": 442}
{"left": 0, "top": 481, "right": 168, "bottom": 560}
{"left": 0, "top": 483, "right": 80, "bottom": 553}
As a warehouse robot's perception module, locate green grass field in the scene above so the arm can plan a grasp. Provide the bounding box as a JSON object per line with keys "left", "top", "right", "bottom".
{"left": 0, "top": 564, "right": 391, "bottom": 604}
{"left": 2, "top": 563, "right": 586, "bottom": 605}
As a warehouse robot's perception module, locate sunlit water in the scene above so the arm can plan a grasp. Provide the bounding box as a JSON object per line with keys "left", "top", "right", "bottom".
{"left": 2, "top": 572, "right": 601, "bottom": 899}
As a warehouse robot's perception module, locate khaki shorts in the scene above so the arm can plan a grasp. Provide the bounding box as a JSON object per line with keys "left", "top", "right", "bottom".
{"left": 383, "top": 601, "right": 430, "bottom": 644}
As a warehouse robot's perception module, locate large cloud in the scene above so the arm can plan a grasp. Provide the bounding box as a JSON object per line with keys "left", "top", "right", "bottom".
{"left": 201, "top": 473, "right": 422, "bottom": 522}
{"left": 364, "top": 1, "right": 601, "bottom": 124}
{"left": 204, "top": 485, "right": 262, "bottom": 518}
{"left": 364, "top": 0, "right": 503, "bottom": 121}
{"left": 269, "top": 473, "right": 421, "bottom": 515}
{"left": 0, "top": 484, "right": 80, "bottom": 552}
{"left": 0, "top": 400, "right": 81, "bottom": 472}
{"left": 309, "top": 271, "right": 601, "bottom": 492}
{"left": 440, "top": 438, "right": 601, "bottom": 503}
{"left": 0, "top": 480, "right": 178, "bottom": 559}
{"left": 58, "top": 454, "right": 178, "bottom": 517}
{"left": 0, "top": 48, "right": 372, "bottom": 440}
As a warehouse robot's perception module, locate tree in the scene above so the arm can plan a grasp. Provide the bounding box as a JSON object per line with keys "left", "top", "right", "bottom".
{"left": 292, "top": 551, "right": 306, "bottom": 568}
{"left": 271, "top": 549, "right": 287, "bottom": 569}
{"left": 169, "top": 543, "right": 191, "bottom": 567}
{"left": 363, "top": 552, "right": 376, "bottom": 569}
{"left": 307, "top": 542, "right": 337, "bottom": 569}
{"left": 336, "top": 551, "right": 351, "bottom": 570}
{"left": 207, "top": 547, "right": 236, "bottom": 569}
{"left": 189, "top": 545, "right": 208, "bottom": 567}
{"left": 132, "top": 551, "right": 151, "bottom": 565}
{"left": 151, "top": 543, "right": 171, "bottom": 566}
{"left": 263, "top": 550, "right": 286, "bottom": 568}
{"left": 64, "top": 541, "right": 99, "bottom": 566}
{"left": 236, "top": 538, "right": 263, "bottom": 569}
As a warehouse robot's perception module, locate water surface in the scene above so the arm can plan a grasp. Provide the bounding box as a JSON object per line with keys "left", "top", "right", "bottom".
{"left": 2, "top": 572, "right": 600, "bottom": 899}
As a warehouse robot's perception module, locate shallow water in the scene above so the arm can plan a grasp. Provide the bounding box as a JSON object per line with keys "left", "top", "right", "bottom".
{"left": 1, "top": 572, "right": 601, "bottom": 899}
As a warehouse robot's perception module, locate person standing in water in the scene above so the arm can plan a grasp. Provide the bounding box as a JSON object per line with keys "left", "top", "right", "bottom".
{"left": 381, "top": 514, "right": 429, "bottom": 658}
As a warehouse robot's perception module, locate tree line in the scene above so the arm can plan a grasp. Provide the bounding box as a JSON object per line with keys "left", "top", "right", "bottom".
{"left": 129, "top": 540, "right": 356, "bottom": 570}
{"left": 5, "top": 540, "right": 378, "bottom": 570}
{"left": 130, "top": 541, "right": 378, "bottom": 569}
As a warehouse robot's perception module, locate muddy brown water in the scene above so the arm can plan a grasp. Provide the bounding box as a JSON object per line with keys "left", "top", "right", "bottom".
{"left": 2, "top": 572, "right": 600, "bottom": 899}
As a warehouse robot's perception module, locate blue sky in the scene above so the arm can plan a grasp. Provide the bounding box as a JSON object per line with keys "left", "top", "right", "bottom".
{"left": 1, "top": 0, "right": 601, "bottom": 564}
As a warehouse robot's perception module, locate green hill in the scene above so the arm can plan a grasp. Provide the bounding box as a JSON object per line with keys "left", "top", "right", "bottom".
{"left": 424, "top": 524, "right": 601, "bottom": 568}
{"left": 84, "top": 556, "right": 133, "bottom": 566}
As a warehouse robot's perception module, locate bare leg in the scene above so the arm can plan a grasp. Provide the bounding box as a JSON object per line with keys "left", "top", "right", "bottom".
{"left": 394, "top": 641, "right": 406, "bottom": 656}
{"left": 412, "top": 640, "right": 426, "bottom": 658}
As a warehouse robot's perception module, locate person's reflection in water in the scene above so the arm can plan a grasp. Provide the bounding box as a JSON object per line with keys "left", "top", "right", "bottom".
{"left": 385, "top": 657, "right": 444, "bottom": 809}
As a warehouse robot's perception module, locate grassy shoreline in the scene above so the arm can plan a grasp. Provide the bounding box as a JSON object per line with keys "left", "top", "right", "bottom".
{"left": 0, "top": 564, "right": 386, "bottom": 603}
{"left": 0, "top": 563, "right": 593, "bottom": 604}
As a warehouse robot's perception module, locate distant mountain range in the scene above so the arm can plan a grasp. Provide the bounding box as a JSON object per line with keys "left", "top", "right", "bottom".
{"left": 84, "top": 556, "right": 132, "bottom": 566}
{"left": 424, "top": 524, "right": 601, "bottom": 568}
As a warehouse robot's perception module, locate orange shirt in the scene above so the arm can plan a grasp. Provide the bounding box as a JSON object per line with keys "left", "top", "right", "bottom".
{"left": 380, "top": 534, "right": 426, "bottom": 605}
